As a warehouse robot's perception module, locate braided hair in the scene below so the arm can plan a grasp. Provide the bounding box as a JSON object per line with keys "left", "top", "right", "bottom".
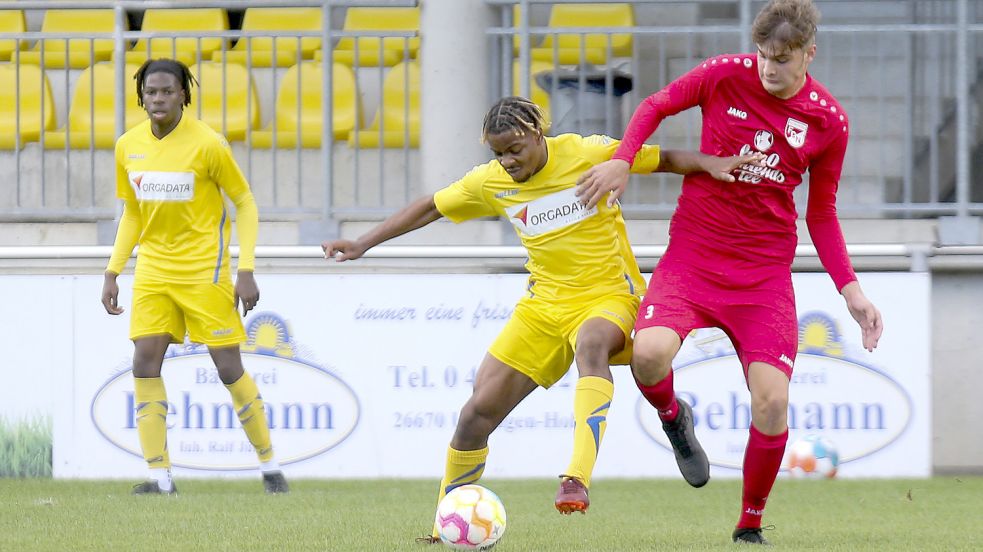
{"left": 481, "top": 96, "right": 548, "bottom": 143}
{"left": 134, "top": 58, "right": 197, "bottom": 108}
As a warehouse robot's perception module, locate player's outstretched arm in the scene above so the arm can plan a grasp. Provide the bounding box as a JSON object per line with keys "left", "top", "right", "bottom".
{"left": 840, "top": 281, "right": 883, "bottom": 352}
{"left": 323, "top": 195, "right": 443, "bottom": 262}
{"left": 657, "top": 150, "right": 766, "bottom": 181}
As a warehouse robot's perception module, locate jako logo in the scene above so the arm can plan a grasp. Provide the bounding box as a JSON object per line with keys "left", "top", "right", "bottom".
{"left": 636, "top": 313, "right": 913, "bottom": 473}
{"left": 90, "top": 313, "right": 360, "bottom": 471}
{"left": 727, "top": 106, "right": 748, "bottom": 120}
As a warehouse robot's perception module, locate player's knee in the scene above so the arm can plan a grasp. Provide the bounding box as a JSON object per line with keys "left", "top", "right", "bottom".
{"left": 752, "top": 391, "right": 789, "bottom": 426}
{"left": 131, "top": 352, "right": 162, "bottom": 378}
{"left": 631, "top": 343, "right": 674, "bottom": 384}
{"left": 573, "top": 342, "right": 614, "bottom": 375}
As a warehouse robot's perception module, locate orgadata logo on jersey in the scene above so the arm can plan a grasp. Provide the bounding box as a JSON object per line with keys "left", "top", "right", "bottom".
{"left": 636, "top": 312, "right": 913, "bottom": 472}
{"left": 90, "top": 312, "right": 360, "bottom": 471}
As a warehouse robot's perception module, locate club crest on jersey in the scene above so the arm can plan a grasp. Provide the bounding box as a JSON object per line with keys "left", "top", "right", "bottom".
{"left": 754, "top": 130, "right": 774, "bottom": 152}
{"left": 504, "top": 188, "right": 597, "bottom": 237}
{"left": 784, "top": 118, "right": 808, "bottom": 149}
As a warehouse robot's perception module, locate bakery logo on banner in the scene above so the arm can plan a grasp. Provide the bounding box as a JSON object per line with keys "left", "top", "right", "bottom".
{"left": 91, "top": 312, "right": 360, "bottom": 471}
{"left": 635, "top": 312, "right": 915, "bottom": 476}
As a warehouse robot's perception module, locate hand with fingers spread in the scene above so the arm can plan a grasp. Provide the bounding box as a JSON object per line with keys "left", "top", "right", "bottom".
{"left": 840, "top": 281, "right": 883, "bottom": 352}
{"left": 101, "top": 272, "right": 124, "bottom": 315}
{"left": 234, "top": 270, "right": 260, "bottom": 317}
{"left": 576, "top": 159, "right": 630, "bottom": 209}
{"left": 322, "top": 239, "right": 367, "bottom": 263}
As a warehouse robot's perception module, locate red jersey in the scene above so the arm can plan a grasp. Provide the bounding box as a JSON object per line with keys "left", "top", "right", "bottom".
{"left": 613, "top": 54, "right": 856, "bottom": 291}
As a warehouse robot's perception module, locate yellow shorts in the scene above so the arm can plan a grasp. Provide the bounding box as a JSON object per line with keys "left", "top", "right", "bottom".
{"left": 130, "top": 278, "right": 245, "bottom": 347}
{"left": 488, "top": 291, "right": 639, "bottom": 388}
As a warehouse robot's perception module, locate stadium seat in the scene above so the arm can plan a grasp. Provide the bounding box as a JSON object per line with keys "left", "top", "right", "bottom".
{"left": 513, "top": 60, "right": 555, "bottom": 125}
{"left": 0, "top": 9, "right": 26, "bottom": 62}
{"left": 250, "top": 61, "right": 359, "bottom": 148}
{"left": 212, "top": 7, "right": 321, "bottom": 68}
{"left": 324, "top": 7, "right": 420, "bottom": 67}
{"left": 0, "top": 63, "right": 56, "bottom": 149}
{"left": 19, "top": 9, "right": 118, "bottom": 69}
{"left": 187, "top": 62, "right": 260, "bottom": 142}
{"left": 124, "top": 8, "right": 228, "bottom": 66}
{"left": 349, "top": 61, "right": 420, "bottom": 148}
{"left": 532, "top": 3, "right": 634, "bottom": 66}
{"left": 44, "top": 62, "right": 145, "bottom": 149}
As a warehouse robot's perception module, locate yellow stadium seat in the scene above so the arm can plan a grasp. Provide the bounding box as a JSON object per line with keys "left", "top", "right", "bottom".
{"left": 532, "top": 3, "right": 634, "bottom": 65}
{"left": 251, "top": 61, "right": 359, "bottom": 148}
{"left": 0, "top": 10, "right": 26, "bottom": 62}
{"left": 0, "top": 63, "right": 56, "bottom": 149}
{"left": 187, "top": 62, "right": 260, "bottom": 142}
{"left": 349, "top": 61, "right": 419, "bottom": 148}
{"left": 326, "top": 7, "right": 420, "bottom": 67}
{"left": 511, "top": 5, "right": 543, "bottom": 56}
{"left": 19, "top": 9, "right": 118, "bottom": 69}
{"left": 124, "top": 8, "right": 228, "bottom": 66}
{"left": 212, "top": 7, "right": 321, "bottom": 68}
{"left": 513, "top": 60, "right": 554, "bottom": 125}
{"left": 45, "top": 62, "right": 145, "bottom": 149}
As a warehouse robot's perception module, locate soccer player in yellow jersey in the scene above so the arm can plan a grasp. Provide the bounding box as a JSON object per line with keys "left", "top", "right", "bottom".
{"left": 100, "top": 59, "right": 288, "bottom": 495}
{"left": 322, "top": 97, "right": 761, "bottom": 537}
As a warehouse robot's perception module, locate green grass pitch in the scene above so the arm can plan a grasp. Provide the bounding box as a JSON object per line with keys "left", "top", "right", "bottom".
{"left": 0, "top": 477, "right": 980, "bottom": 551}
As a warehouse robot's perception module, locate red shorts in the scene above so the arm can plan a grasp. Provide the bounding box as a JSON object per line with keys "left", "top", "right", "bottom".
{"left": 635, "top": 253, "right": 797, "bottom": 378}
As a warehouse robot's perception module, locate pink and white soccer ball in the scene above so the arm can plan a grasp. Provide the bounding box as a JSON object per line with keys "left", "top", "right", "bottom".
{"left": 435, "top": 484, "right": 507, "bottom": 550}
{"left": 787, "top": 434, "right": 840, "bottom": 478}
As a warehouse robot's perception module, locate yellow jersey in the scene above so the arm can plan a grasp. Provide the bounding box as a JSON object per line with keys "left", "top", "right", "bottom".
{"left": 434, "top": 133, "right": 660, "bottom": 300}
{"left": 109, "top": 115, "right": 257, "bottom": 283}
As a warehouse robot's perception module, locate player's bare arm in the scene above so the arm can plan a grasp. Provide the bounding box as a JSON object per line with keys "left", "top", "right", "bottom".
{"left": 576, "top": 152, "right": 766, "bottom": 209}
{"left": 101, "top": 271, "right": 124, "bottom": 315}
{"left": 657, "top": 150, "right": 766, "bottom": 182}
{"left": 840, "top": 281, "right": 883, "bottom": 352}
{"left": 323, "top": 195, "right": 443, "bottom": 262}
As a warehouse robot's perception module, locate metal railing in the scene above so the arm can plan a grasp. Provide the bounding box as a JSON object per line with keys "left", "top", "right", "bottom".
{"left": 489, "top": 0, "right": 983, "bottom": 219}
{"left": 0, "top": 0, "right": 420, "bottom": 227}
{"left": 0, "top": 0, "right": 980, "bottom": 229}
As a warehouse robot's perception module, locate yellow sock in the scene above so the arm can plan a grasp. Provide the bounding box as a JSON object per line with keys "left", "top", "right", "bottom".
{"left": 226, "top": 372, "right": 274, "bottom": 462}
{"left": 133, "top": 377, "right": 170, "bottom": 469}
{"left": 431, "top": 446, "right": 488, "bottom": 539}
{"left": 563, "top": 376, "right": 614, "bottom": 489}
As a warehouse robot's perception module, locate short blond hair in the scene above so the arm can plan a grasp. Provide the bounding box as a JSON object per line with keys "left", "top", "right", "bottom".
{"left": 752, "top": 0, "right": 821, "bottom": 53}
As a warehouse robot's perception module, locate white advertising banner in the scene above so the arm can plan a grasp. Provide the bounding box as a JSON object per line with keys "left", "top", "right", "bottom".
{"left": 0, "top": 271, "right": 930, "bottom": 479}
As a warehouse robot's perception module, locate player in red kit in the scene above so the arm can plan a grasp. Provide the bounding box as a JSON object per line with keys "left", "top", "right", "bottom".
{"left": 575, "top": 0, "right": 884, "bottom": 545}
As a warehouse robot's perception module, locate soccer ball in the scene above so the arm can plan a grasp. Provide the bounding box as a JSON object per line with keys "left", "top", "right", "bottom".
{"left": 787, "top": 434, "right": 840, "bottom": 478}
{"left": 435, "top": 484, "right": 507, "bottom": 550}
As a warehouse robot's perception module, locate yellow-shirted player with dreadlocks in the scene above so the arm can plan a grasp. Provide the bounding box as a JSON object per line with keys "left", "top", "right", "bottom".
{"left": 101, "top": 58, "right": 288, "bottom": 495}
{"left": 322, "top": 96, "right": 762, "bottom": 539}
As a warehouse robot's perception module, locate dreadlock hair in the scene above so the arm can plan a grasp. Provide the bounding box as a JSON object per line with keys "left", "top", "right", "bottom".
{"left": 752, "top": 0, "right": 820, "bottom": 54}
{"left": 481, "top": 96, "right": 548, "bottom": 143}
{"left": 134, "top": 58, "right": 197, "bottom": 108}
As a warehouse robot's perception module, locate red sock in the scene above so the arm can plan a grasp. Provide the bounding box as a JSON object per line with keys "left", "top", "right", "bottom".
{"left": 634, "top": 369, "right": 679, "bottom": 422}
{"left": 738, "top": 425, "right": 788, "bottom": 529}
